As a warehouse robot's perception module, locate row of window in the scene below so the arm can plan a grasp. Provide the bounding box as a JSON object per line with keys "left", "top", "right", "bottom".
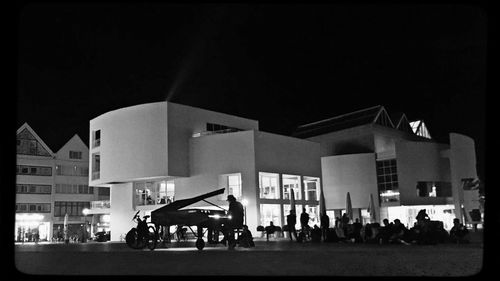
{"left": 55, "top": 184, "right": 94, "bottom": 194}
{"left": 16, "top": 184, "right": 52, "bottom": 194}
{"left": 16, "top": 165, "right": 52, "bottom": 176}
{"left": 56, "top": 165, "right": 88, "bottom": 177}
{"left": 16, "top": 203, "right": 51, "bottom": 213}
{"left": 259, "top": 173, "right": 320, "bottom": 201}
{"left": 53, "top": 201, "right": 90, "bottom": 217}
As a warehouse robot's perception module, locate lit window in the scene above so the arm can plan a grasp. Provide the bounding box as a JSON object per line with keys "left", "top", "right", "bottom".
{"left": 282, "top": 174, "right": 301, "bottom": 200}
{"left": 259, "top": 172, "right": 280, "bottom": 199}
{"left": 260, "top": 204, "right": 281, "bottom": 227}
{"left": 303, "top": 177, "right": 320, "bottom": 201}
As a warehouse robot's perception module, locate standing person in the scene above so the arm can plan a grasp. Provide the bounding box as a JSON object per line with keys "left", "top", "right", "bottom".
{"left": 224, "top": 195, "right": 244, "bottom": 249}
{"left": 450, "top": 218, "right": 470, "bottom": 244}
{"left": 352, "top": 218, "right": 363, "bottom": 243}
{"left": 300, "top": 208, "right": 310, "bottom": 240}
{"left": 341, "top": 213, "right": 350, "bottom": 238}
{"left": 286, "top": 210, "right": 298, "bottom": 241}
{"left": 320, "top": 213, "right": 330, "bottom": 242}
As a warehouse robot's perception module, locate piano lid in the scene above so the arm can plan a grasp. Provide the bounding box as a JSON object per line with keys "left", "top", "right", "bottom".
{"left": 151, "top": 188, "right": 225, "bottom": 214}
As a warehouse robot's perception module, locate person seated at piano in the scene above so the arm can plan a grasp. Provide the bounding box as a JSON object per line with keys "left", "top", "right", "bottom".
{"left": 223, "top": 195, "right": 244, "bottom": 248}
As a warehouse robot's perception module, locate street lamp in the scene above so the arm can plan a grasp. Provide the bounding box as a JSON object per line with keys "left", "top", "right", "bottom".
{"left": 82, "top": 208, "right": 90, "bottom": 243}
{"left": 241, "top": 198, "right": 248, "bottom": 225}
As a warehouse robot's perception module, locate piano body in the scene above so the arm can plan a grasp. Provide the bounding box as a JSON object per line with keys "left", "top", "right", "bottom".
{"left": 150, "top": 187, "right": 229, "bottom": 250}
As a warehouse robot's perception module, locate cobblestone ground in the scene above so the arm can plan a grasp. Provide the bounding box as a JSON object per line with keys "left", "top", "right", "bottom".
{"left": 14, "top": 235, "right": 484, "bottom": 276}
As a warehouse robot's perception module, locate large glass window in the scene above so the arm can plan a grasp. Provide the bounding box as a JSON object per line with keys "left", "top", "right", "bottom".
{"left": 282, "top": 174, "right": 301, "bottom": 200}
{"left": 283, "top": 204, "right": 302, "bottom": 227}
{"left": 219, "top": 173, "right": 242, "bottom": 200}
{"left": 416, "top": 181, "right": 452, "bottom": 197}
{"left": 135, "top": 180, "right": 175, "bottom": 206}
{"left": 260, "top": 204, "right": 281, "bottom": 227}
{"left": 259, "top": 172, "right": 280, "bottom": 199}
{"left": 376, "top": 159, "right": 400, "bottom": 203}
{"left": 303, "top": 177, "right": 320, "bottom": 201}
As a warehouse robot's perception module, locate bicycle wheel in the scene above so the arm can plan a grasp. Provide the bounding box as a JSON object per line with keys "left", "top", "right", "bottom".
{"left": 125, "top": 228, "right": 143, "bottom": 249}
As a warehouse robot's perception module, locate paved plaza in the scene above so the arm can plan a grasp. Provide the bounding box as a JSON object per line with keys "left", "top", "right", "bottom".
{"left": 14, "top": 234, "right": 485, "bottom": 277}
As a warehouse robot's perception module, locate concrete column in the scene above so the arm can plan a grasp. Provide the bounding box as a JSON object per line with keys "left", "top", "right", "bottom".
{"left": 110, "top": 182, "right": 136, "bottom": 241}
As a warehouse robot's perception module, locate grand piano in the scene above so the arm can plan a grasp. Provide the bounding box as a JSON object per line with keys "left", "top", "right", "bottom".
{"left": 150, "top": 187, "right": 229, "bottom": 250}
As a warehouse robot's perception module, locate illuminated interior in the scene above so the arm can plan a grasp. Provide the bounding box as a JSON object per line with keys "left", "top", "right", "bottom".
{"left": 386, "top": 204, "right": 456, "bottom": 230}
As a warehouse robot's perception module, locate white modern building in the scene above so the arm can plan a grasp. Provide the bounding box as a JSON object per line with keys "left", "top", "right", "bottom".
{"left": 16, "top": 123, "right": 110, "bottom": 242}
{"left": 89, "top": 102, "right": 322, "bottom": 241}
{"left": 89, "top": 102, "right": 480, "bottom": 241}
{"left": 293, "top": 105, "right": 480, "bottom": 230}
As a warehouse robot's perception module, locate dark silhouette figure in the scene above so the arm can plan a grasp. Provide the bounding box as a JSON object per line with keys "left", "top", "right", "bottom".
{"left": 352, "top": 218, "right": 363, "bottom": 243}
{"left": 320, "top": 213, "right": 330, "bottom": 241}
{"left": 389, "top": 219, "right": 410, "bottom": 245}
{"left": 311, "top": 225, "right": 322, "bottom": 243}
{"left": 377, "top": 218, "right": 393, "bottom": 244}
{"left": 224, "top": 195, "right": 244, "bottom": 249}
{"left": 300, "top": 208, "right": 311, "bottom": 240}
{"left": 238, "top": 225, "right": 255, "bottom": 248}
{"left": 450, "top": 218, "right": 469, "bottom": 244}
{"left": 265, "top": 221, "right": 277, "bottom": 241}
{"left": 286, "top": 210, "right": 298, "bottom": 241}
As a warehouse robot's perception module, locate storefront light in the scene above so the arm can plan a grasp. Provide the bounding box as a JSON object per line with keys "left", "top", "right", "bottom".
{"left": 16, "top": 213, "right": 44, "bottom": 222}
{"left": 101, "top": 215, "right": 111, "bottom": 223}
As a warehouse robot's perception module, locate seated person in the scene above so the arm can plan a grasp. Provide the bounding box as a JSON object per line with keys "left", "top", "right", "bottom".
{"left": 389, "top": 219, "right": 410, "bottom": 245}
{"left": 377, "top": 219, "right": 393, "bottom": 244}
{"left": 449, "top": 218, "right": 469, "bottom": 244}
{"left": 311, "top": 225, "right": 322, "bottom": 243}
{"left": 265, "top": 221, "right": 278, "bottom": 241}
{"left": 238, "top": 225, "right": 255, "bottom": 248}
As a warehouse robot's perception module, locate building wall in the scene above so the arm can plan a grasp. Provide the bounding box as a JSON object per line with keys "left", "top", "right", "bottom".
{"left": 109, "top": 182, "right": 136, "bottom": 241}
{"left": 449, "top": 133, "right": 478, "bottom": 220}
{"left": 89, "top": 101, "right": 259, "bottom": 185}
{"left": 89, "top": 102, "right": 169, "bottom": 185}
{"left": 321, "top": 153, "right": 379, "bottom": 214}
{"left": 395, "top": 140, "right": 452, "bottom": 206}
{"left": 167, "top": 102, "right": 259, "bottom": 178}
{"left": 306, "top": 124, "right": 376, "bottom": 157}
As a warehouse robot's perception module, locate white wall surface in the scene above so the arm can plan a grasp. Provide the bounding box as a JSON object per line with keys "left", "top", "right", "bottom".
{"left": 321, "top": 153, "right": 379, "bottom": 212}
{"left": 254, "top": 131, "right": 322, "bottom": 177}
{"left": 449, "top": 133, "right": 478, "bottom": 219}
{"left": 395, "top": 140, "right": 451, "bottom": 205}
{"left": 109, "top": 182, "right": 136, "bottom": 241}
{"left": 167, "top": 102, "right": 259, "bottom": 177}
{"left": 89, "top": 102, "right": 169, "bottom": 185}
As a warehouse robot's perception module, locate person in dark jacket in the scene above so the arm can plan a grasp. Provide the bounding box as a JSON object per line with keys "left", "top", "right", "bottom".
{"left": 286, "top": 210, "right": 298, "bottom": 241}
{"left": 224, "top": 195, "right": 244, "bottom": 248}
{"left": 320, "top": 213, "right": 330, "bottom": 241}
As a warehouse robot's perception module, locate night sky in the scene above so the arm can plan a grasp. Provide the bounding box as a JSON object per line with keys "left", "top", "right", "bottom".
{"left": 17, "top": 3, "right": 486, "bottom": 179}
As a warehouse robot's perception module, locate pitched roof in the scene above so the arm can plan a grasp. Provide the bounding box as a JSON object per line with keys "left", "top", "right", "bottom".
{"left": 16, "top": 122, "right": 55, "bottom": 156}
{"left": 292, "top": 105, "right": 395, "bottom": 138}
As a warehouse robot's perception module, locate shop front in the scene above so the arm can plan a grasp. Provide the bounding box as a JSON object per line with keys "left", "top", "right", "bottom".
{"left": 15, "top": 213, "right": 51, "bottom": 242}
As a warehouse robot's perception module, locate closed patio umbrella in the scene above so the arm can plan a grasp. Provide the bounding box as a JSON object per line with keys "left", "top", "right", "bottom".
{"left": 368, "top": 193, "right": 377, "bottom": 223}
{"left": 290, "top": 188, "right": 296, "bottom": 215}
{"left": 346, "top": 192, "right": 353, "bottom": 222}
{"left": 63, "top": 213, "right": 69, "bottom": 243}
